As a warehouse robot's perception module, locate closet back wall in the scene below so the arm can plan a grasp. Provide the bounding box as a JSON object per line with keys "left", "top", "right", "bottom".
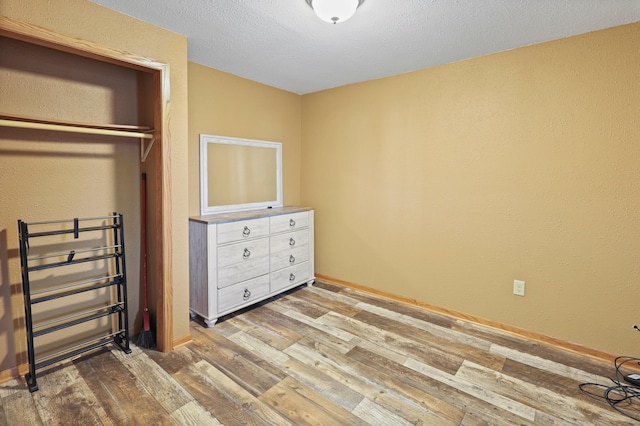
{"left": 0, "top": 36, "right": 141, "bottom": 374}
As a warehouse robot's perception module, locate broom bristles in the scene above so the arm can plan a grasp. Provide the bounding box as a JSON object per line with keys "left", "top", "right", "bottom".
{"left": 136, "top": 329, "right": 155, "bottom": 349}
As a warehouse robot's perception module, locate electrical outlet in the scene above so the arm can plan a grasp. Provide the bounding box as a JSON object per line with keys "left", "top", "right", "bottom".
{"left": 513, "top": 280, "right": 525, "bottom": 296}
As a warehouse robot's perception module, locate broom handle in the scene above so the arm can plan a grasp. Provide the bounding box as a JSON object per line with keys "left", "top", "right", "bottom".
{"left": 142, "top": 173, "right": 150, "bottom": 329}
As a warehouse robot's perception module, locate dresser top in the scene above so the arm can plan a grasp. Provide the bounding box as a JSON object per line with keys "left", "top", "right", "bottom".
{"left": 190, "top": 206, "right": 313, "bottom": 224}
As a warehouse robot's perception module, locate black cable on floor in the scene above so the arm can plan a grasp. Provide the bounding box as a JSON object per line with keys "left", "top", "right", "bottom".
{"left": 580, "top": 356, "right": 640, "bottom": 422}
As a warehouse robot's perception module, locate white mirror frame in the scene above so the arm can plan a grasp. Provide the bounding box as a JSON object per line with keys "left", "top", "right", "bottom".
{"left": 200, "top": 134, "right": 283, "bottom": 215}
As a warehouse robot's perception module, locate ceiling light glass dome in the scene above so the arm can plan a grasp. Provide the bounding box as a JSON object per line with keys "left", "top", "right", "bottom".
{"left": 306, "top": 0, "right": 364, "bottom": 24}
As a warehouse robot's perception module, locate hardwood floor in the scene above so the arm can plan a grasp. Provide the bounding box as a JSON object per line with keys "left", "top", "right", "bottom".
{"left": 1, "top": 281, "right": 638, "bottom": 425}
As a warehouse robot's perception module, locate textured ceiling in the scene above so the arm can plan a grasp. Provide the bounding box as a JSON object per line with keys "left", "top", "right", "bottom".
{"left": 89, "top": 0, "right": 640, "bottom": 94}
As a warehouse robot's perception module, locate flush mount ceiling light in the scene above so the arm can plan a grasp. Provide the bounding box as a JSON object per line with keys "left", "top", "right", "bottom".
{"left": 305, "top": 0, "right": 365, "bottom": 24}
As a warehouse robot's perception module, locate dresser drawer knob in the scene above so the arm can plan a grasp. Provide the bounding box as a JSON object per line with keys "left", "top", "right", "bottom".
{"left": 243, "top": 288, "right": 251, "bottom": 300}
{"left": 289, "top": 273, "right": 296, "bottom": 282}
{"left": 289, "top": 218, "right": 296, "bottom": 227}
{"left": 242, "top": 226, "right": 251, "bottom": 237}
{"left": 289, "top": 238, "right": 295, "bottom": 246}
{"left": 289, "top": 255, "right": 295, "bottom": 264}
{"left": 243, "top": 248, "right": 251, "bottom": 259}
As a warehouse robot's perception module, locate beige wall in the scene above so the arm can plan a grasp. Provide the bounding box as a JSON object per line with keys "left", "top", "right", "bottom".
{"left": 188, "top": 62, "right": 302, "bottom": 217}
{"left": 301, "top": 22, "right": 640, "bottom": 356}
{"left": 0, "top": 0, "right": 190, "bottom": 374}
{"left": 1, "top": 0, "right": 637, "bottom": 377}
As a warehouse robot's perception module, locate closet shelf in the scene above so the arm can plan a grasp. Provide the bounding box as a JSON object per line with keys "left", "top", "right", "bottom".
{"left": 0, "top": 113, "right": 156, "bottom": 162}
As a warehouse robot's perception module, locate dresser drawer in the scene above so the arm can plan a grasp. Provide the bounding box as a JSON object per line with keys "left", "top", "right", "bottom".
{"left": 217, "top": 217, "right": 269, "bottom": 244}
{"left": 218, "top": 237, "right": 269, "bottom": 268}
{"left": 270, "top": 245, "right": 310, "bottom": 271}
{"left": 217, "top": 238, "right": 270, "bottom": 288}
{"left": 271, "top": 262, "right": 310, "bottom": 293}
{"left": 270, "top": 211, "right": 309, "bottom": 234}
{"left": 218, "top": 275, "right": 270, "bottom": 313}
{"left": 270, "top": 229, "right": 309, "bottom": 254}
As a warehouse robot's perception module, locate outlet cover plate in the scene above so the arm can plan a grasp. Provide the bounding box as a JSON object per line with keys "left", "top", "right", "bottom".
{"left": 513, "top": 280, "right": 525, "bottom": 296}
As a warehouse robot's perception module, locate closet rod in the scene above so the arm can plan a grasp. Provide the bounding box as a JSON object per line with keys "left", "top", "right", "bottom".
{"left": 0, "top": 118, "right": 153, "bottom": 139}
{"left": 0, "top": 114, "right": 155, "bottom": 162}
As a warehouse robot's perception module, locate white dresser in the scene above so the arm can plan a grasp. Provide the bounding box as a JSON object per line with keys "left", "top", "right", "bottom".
{"left": 189, "top": 207, "right": 315, "bottom": 326}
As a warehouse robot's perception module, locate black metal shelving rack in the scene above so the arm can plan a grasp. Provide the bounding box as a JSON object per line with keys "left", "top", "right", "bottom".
{"left": 18, "top": 213, "right": 131, "bottom": 392}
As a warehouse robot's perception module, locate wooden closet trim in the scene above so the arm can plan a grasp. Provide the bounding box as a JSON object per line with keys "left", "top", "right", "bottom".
{"left": 0, "top": 16, "right": 174, "bottom": 352}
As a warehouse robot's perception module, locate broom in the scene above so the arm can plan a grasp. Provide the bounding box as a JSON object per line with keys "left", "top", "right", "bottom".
{"left": 137, "top": 173, "right": 155, "bottom": 349}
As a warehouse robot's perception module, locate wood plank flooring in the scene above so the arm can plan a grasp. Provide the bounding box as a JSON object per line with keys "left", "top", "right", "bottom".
{"left": 1, "top": 281, "right": 638, "bottom": 425}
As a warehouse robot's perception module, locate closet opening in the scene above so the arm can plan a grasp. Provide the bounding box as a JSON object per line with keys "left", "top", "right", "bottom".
{"left": 0, "top": 16, "right": 174, "bottom": 382}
